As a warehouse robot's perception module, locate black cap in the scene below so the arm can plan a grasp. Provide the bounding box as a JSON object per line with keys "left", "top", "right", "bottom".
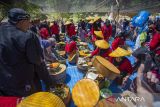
{"left": 8, "top": 8, "right": 30, "bottom": 24}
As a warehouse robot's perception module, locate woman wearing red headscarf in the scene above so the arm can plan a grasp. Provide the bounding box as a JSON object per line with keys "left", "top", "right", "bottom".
{"left": 39, "top": 27, "right": 49, "bottom": 39}
{"left": 101, "top": 19, "right": 112, "bottom": 42}
{"left": 150, "top": 24, "right": 160, "bottom": 56}
{"left": 111, "top": 31, "right": 127, "bottom": 50}
{"left": 65, "top": 21, "right": 76, "bottom": 38}
{"left": 65, "top": 40, "right": 78, "bottom": 64}
{"left": 50, "top": 21, "right": 60, "bottom": 42}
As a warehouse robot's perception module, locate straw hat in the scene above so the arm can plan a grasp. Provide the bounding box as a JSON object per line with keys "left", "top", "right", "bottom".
{"left": 89, "top": 19, "right": 94, "bottom": 24}
{"left": 17, "top": 92, "right": 65, "bottom": 107}
{"left": 72, "top": 79, "right": 100, "bottom": 107}
{"left": 93, "top": 17, "right": 100, "bottom": 23}
{"left": 95, "top": 40, "right": 109, "bottom": 49}
{"left": 86, "top": 16, "right": 93, "bottom": 20}
{"left": 94, "top": 31, "right": 104, "bottom": 39}
{"left": 65, "top": 21, "right": 71, "bottom": 25}
{"left": 109, "top": 47, "right": 132, "bottom": 57}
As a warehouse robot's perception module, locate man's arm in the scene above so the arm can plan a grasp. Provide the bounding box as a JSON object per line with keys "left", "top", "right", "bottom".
{"left": 26, "top": 34, "right": 54, "bottom": 90}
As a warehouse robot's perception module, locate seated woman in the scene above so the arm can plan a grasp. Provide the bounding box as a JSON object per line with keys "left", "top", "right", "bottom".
{"left": 111, "top": 31, "right": 128, "bottom": 50}
{"left": 88, "top": 40, "right": 112, "bottom": 62}
{"left": 41, "top": 38, "right": 57, "bottom": 63}
{"left": 65, "top": 40, "right": 78, "bottom": 64}
{"left": 39, "top": 27, "right": 50, "bottom": 39}
{"left": 109, "top": 47, "right": 133, "bottom": 85}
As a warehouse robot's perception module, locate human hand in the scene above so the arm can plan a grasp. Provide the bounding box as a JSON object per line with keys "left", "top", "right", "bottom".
{"left": 147, "top": 71, "right": 159, "bottom": 84}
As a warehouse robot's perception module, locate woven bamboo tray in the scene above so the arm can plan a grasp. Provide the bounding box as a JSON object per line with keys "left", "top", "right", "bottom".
{"left": 51, "top": 84, "right": 71, "bottom": 106}
{"left": 92, "top": 56, "right": 120, "bottom": 80}
{"left": 72, "top": 79, "right": 100, "bottom": 107}
{"left": 96, "top": 99, "right": 127, "bottom": 107}
{"left": 50, "top": 64, "right": 66, "bottom": 84}
{"left": 17, "top": 92, "right": 65, "bottom": 107}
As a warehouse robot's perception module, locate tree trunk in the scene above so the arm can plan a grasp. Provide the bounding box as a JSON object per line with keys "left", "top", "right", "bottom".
{"left": 116, "top": 0, "right": 120, "bottom": 23}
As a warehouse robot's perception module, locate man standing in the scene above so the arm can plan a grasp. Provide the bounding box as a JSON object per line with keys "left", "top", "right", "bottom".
{"left": 50, "top": 21, "right": 60, "bottom": 42}
{"left": 0, "top": 8, "right": 54, "bottom": 97}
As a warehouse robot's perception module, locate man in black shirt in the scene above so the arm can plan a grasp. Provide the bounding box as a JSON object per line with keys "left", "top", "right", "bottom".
{"left": 0, "top": 8, "right": 54, "bottom": 97}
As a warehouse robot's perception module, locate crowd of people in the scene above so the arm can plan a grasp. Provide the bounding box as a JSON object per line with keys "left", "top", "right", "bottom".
{"left": 0, "top": 8, "right": 160, "bottom": 105}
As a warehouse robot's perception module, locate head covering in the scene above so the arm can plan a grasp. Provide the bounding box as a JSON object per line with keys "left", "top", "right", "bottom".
{"left": 93, "top": 17, "right": 100, "bottom": 23}
{"left": 65, "top": 21, "right": 71, "bottom": 25}
{"left": 66, "top": 41, "right": 77, "bottom": 53}
{"left": 8, "top": 8, "right": 30, "bottom": 24}
{"left": 109, "top": 47, "right": 131, "bottom": 57}
{"left": 17, "top": 92, "right": 65, "bottom": 107}
{"left": 94, "top": 31, "right": 104, "bottom": 39}
{"left": 95, "top": 40, "right": 109, "bottom": 49}
{"left": 89, "top": 20, "right": 94, "bottom": 24}
{"left": 86, "top": 16, "right": 93, "bottom": 21}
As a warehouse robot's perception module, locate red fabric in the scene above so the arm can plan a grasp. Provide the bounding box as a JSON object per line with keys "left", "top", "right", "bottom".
{"left": 50, "top": 24, "right": 59, "bottom": 35}
{"left": 91, "top": 48, "right": 99, "bottom": 56}
{"left": 149, "top": 32, "right": 160, "bottom": 55}
{"left": 101, "top": 25, "right": 112, "bottom": 41}
{"left": 40, "top": 28, "right": 49, "bottom": 39}
{"left": 67, "top": 24, "right": 76, "bottom": 37}
{"left": 151, "top": 70, "right": 160, "bottom": 80}
{"left": 117, "top": 58, "right": 133, "bottom": 74}
{"left": 65, "top": 41, "right": 77, "bottom": 53}
{"left": 111, "top": 37, "right": 125, "bottom": 50}
{"left": 90, "top": 27, "right": 97, "bottom": 42}
{"left": 91, "top": 48, "right": 113, "bottom": 62}
{"left": 0, "top": 97, "right": 21, "bottom": 107}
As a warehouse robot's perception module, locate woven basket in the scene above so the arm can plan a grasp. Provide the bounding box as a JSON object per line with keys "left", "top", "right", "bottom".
{"left": 17, "top": 92, "right": 65, "bottom": 107}
{"left": 96, "top": 99, "right": 127, "bottom": 107}
{"left": 52, "top": 84, "right": 71, "bottom": 106}
{"left": 92, "top": 56, "right": 120, "bottom": 80}
{"left": 72, "top": 79, "right": 100, "bottom": 107}
{"left": 84, "top": 72, "right": 105, "bottom": 89}
{"left": 50, "top": 64, "right": 66, "bottom": 84}
{"left": 77, "top": 64, "right": 88, "bottom": 73}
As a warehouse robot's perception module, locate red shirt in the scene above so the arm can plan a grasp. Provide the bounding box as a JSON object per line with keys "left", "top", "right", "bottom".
{"left": 111, "top": 37, "right": 125, "bottom": 50}
{"left": 150, "top": 32, "right": 160, "bottom": 55}
{"left": 101, "top": 25, "right": 112, "bottom": 41}
{"left": 67, "top": 24, "right": 76, "bottom": 37}
{"left": 0, "top": 97, "right": 21, "bottom": 107}
{"left": 116, "top": 58, "right": 133, "bottom": 74}
{"left": 50, "top": 24, "right": 59, "bottom": 35}
{"left": 91, "top": 47, "right": 113, "bottom": 62}
{"left": 65, "top": 41, "right": 77, "bottom": 53}
{"left": 91, "top": 27, "right": 97, "bottom": 42}
{"left": 40, "top": 28, "right": 49, "bottom": 39}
